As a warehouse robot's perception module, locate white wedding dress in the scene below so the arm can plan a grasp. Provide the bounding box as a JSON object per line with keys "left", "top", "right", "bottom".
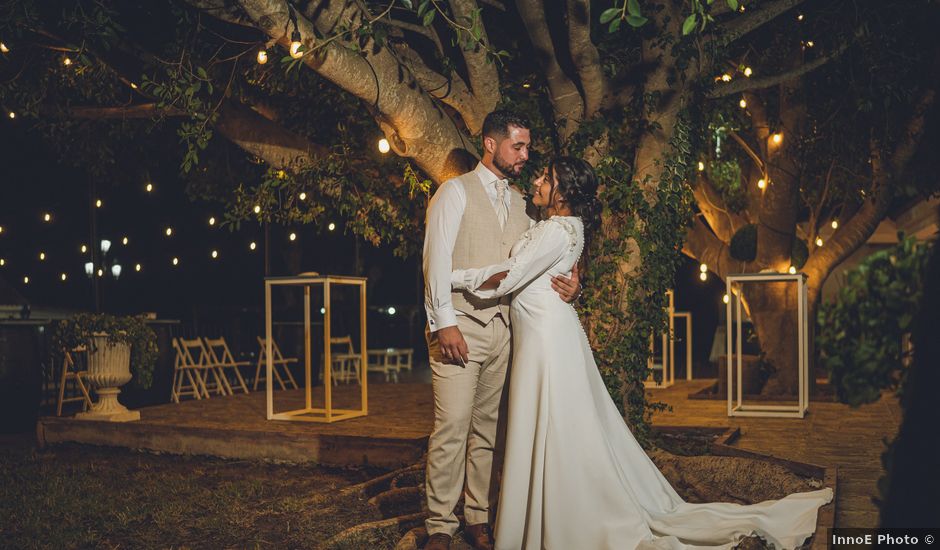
{"left": 451, "top": 216, "right": 833, "bottom": 550}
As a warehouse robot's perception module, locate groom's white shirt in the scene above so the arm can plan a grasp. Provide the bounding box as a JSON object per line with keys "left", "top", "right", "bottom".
{"left": 423, "top": 162, "right": 533, "bottom": 332}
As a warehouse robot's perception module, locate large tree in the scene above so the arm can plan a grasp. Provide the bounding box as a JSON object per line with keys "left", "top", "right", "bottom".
{"left": 2, "top": 0, "right": 936, "bottom": 417}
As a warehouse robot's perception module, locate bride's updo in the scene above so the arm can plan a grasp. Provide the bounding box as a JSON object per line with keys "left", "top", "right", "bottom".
{"left": 548, "top": 156, "right": 601, "bottom": 230}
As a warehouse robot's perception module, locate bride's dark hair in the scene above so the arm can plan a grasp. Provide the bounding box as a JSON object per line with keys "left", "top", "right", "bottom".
{"left": 547, "top": 156, "right": 601, "bottom": 234}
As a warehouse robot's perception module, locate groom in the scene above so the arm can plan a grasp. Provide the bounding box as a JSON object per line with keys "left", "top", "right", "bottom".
{"left": 422, "top": 110, "right": 579, "bottom": 550}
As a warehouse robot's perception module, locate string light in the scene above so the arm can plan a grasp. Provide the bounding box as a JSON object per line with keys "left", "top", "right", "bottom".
{"left": 122, "top": 236, "right": 129, "bottom": 245}
{"left": 0, "top": 258, "right": 5, "bottom": 266}
{"left": 289, "top": 232, "right": 297, "bottom": 241}
{"left": 788, "top": 266, "right": 797, "bottom": 274}
{"left": 699, "top": 263, "right": 708, "bottom": 273}
{"left": 208, "top": 216, "right": 216, "bottom": 226}
{"left": 739, "top": 98, "right": 747, "bottom": 109}
{"left": 253, "top": 205, "right": 261, "bottom": 214}
{"left": 111, "top": 264, "right": 122, "bottom": 279}
{"left": 84, "top": 262, "right": 93, "bottom": 276}
{"left": 130, "top": 82, "right": 138, "bottom": 90}
{"left": 172, "top": 257, "right": 179, "bottom": 266}
{"left": 388, "top": 307, "right": 397, "bottom": 315}
{"left": 145, "top": 183, "right": 153, "bottom": 192}
{"left": 81, "top": 244, "right": 87, "bottom": 253}
{"left": 328, "top": 222, "right": 336, "bottom": 231}
{"left": 257, "top": 49, "right": 268, "bottom": 64}
{"left": 815, "top": 237, "right": 824, "bottom": 247}
{"left": 95, "top": 199, "right": 102, "bottom": 208}
{"left": 522, "top": 82, "right": 531, "bottom": 89}
{"left": 62, "top": 56, "right": 72, "bottom": 66}
{"left": 697, "top": 161, "right": 705, "bottom": 171}
{"left": 0, "top": 42, "right": 9, "bottom": 53}
{"left": 0, "top": 225, "right": 4, "bottom": 233}
{"left": 320, "top": 307, "right": 326, "bottom": 314}
{"left": 249, "top": 241, "right": 257, "bottom": 251}
{"left": 805, "top": 40, "right": 815, "bottom": 48}
{"left": 378, "top": 138, "right": 391, "bottom": 154}
{"left": 723, "top": 294, "right": 730, "bottom": 304}
{"left": 699, "top": 271, "right": 708, "bottom": 282}
{"left": 165, "top": 227, "right": 173, "bottom": 237}
{"left": 721, "top": 73, "right": 732, "bottom": 82}
{"left": 61, "top": 273, "right": 67, "bottom": 281}
{"left": 43, "top": 213, "right": 52, "bottom": 222}
{"left": 771, "top": 133, "right": 783, "bottom": 144}
{"left": 39, "top": 252, "right": 45, "bottom": 261}
{"left": 135, "top": 263, "right": 142, "bottom": 272}
{"left": 211, "top": 250, "right": 218, "bottom": 259}
{"left": 23, "top": 276, "right": 29, "bottom": 284}
{"left": 757, "top": 178, "right": 767, "bottom": 190}
{"left": 743, "top": 67, "right": 752, "bottom": 77}
{"left": 7, "top": 111, "right": 14, "bottom": 119}
{"left": 738, "top": 4, "right": 745, "bottom": 12}
{"left": 831, "top": 220, "right": 839, "bottom": 229}
{"left": 97, "top": 268, "right": 104, "bottom": 277}
{"left": 298, "top": 192, "right": 307, "bottom": 201}
{"left": 797, "top": 13, "right": 804, "bottom": 21}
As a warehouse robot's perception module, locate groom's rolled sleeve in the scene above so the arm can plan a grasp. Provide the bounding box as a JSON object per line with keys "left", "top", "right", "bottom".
{"left": 423, "top": 180, "right": 465, "bottom": 332}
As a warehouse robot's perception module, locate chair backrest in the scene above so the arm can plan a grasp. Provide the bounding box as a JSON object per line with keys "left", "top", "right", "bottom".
{"left": 203, "top": 337, "right": 236, "bottom": 365}
{"left": 329, "top": 335, "right": 355, "bottom": 355}
{"left": 177, "top": 337, "right": 209, "bottom": 367}
{"left": 63, "top": 345, "right": 89, "bottom": 373}
{"left": 257, "top": 335, "right": 289, "bottom": 361}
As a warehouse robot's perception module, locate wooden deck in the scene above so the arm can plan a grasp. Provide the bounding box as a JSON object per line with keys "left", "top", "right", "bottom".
{"left": 38, "top": 383, "right": 436, "bottom": 469}
{"left": 37, "top": 377, "right": 899, "bottom": 529}
{"left": 649, "top": 379, "right": 902, "bottom": 529}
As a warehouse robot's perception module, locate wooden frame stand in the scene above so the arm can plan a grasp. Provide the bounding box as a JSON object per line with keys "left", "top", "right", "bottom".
{"left": 264, "top": 275, "right": 368, "bottom": 423}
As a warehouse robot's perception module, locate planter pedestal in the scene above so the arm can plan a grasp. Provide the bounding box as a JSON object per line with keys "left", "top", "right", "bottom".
{"left": 75, "top": 335, "right": 140, "bottom": 422}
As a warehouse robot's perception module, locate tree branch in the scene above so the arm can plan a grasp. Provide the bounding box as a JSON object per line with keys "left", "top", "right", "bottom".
{"left": 682, "top": 217, "right": 747, "bottom": 279}
{"left": 58, "top": 103, "right": 187, "bottom": 119}
{"left": 716, "top": 0, "right": 805, "bottom": 45}
{"left": 449, "top": 0, "right": 500, "bottom": 126}
{"left": 385, "top": 18, "right": 443, "bottom": 55}
{"left": 708, "top": 42, "right": 848, "bottom": 98}
{"left": 566, "top": 0, "right": 608, "bottom": 118}
{"left": 690, "top": 175, "right": 749, "bottom": 242}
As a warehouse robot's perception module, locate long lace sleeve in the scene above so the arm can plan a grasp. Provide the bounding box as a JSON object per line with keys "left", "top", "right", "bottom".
{"left": 451, "top": 220, "right": 574, "bottom": 299}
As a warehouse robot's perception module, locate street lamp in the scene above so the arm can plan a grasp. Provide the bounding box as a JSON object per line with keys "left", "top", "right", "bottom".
{"left": 111, "top": 264, "right": 122, "bottom": 279}
{"left": 100, "top": 239, "right": 112, "bottom": 254}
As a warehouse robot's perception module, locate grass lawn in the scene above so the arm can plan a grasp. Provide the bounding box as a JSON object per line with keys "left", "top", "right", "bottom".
{"left": 0, "top": 434, "right": 395, "bottom": 549}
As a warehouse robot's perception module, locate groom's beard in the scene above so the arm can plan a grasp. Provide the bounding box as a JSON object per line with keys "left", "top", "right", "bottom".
{"left": 494, "top": 151, "right": 525, "bottom": 179}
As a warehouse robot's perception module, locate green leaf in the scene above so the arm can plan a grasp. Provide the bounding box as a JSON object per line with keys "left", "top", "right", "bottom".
{"left": 682, "top": 13, "right": 698, "bottom": 35}
{"left": 626, "top": 15, "right": 648, "bottom": 27}
{"left": 417, "top": 0, "right": 430, "bottom": 18}
{"left": 422, "top": 9, "right": 436, "bottom": 26}
{"left": 726, "top": 0, "right": 739, "bottom": 10}
{"left": 401, "top": 0, "right": 413, "bottom": 9}
{"left": 608, "top": 18, "right": 622, "bottom": 32}
{"left": 599, "top": 7, "right": 620, "bottom": 24}
{"left": 627, "top": 0, "right": 642, "bottom": 17}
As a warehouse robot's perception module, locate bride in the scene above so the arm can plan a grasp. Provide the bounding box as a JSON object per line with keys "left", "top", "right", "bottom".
{"left": 450, "top": 157, "right": 833, "bottom": 550}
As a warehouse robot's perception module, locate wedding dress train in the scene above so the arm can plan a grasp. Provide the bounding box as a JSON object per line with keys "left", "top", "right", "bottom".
{"left": 451, "top": 216, "right": 832, "bottom": 550}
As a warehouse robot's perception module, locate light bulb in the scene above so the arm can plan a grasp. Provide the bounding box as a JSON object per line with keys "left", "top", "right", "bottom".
{"left": 831, "top": 220, "right": 839, "bottom": 229}
{"left": 100, "top": 239, "right": 111, "bottom": 254}
{"left": 797, "top": 13, "right": 804, "bottom": 21}
{"left": 61, "top": 273, "right": 67, "bottom": 281}
{"left": 739, "top": 98, "right": 747, "bottom": 109}
{"left": 249, "top": 241, "right": 257, "bottom": 251}
{"left": 815, "top": 237, "right": 824, "bottom": 247}
{"left": 211, "top": 250, "right": 218, "bottom": 259}
{"left": 378, "top": 138, "right": 391, "bottom": 154}
{"left": 122, "top": 236, "right": 129, "bottom": 245}
{"left": 130, "top": 82, "right": 138, "bottom": 89}
{"left": 697, "top": 161, "right": 705, "bottom": 171}
{"left": 320, "top": 307, "right": 326, "bottom": 314}
{"left": 522, "top": 82, "right": 531, "bottom": 88}
{"left": 165, "top": 227, "right": 173, "bottom": 236}
{"left": 757, "top": 178, "right": 766, "bottom": 189}
{"left": 7, "top": 112, "right": 14, "bottom": 119}
{"left": 299, "top": 192, "right": 306, "bottom": 201}
{"left": 290, "top": 41, "right": 303, "bottom": 59}
{"left": 699, "top": 263, "right": 707, "bottom": 273}
{"left": 388, "top": 307, "right": 397, "bottom": 315}
{"left": 743, "top": 67, "right": 752, "bottom": 77}
{"left": 805, "top": 40, "right": 815, "bottom": 48}
{"left": 172, "top": 257, "right": 179, "bottom": 266}
{"left": 771, "top": 133, "right": 783, "bottom": 144}
{"left": 0, "top": 42, "right": 9, "bottom": 53}
{"left": 0, "top": 259, "right": 4, "bottom": 266}
{"left": 145, "top": 183, "right": 153, "bottom": 192}
{"left": 289, "top": 232, "right": 297, "bottom": 241}
{"left": 96, "top": 198, "right": 102, "bottom": 208}
{"left": 39, "top": 252, "right": 45, "bottom": 261}
{"left": 43, "top": 213, "right": 51, "bottom": 222}
{"left": 23, "top": 276, "right": 29, "bottom": 284}
{"left": 209, "top": 216, "right": 216, "bottom": 226}
{"left": 135, "top": 263, "right": 142, "bottom": 272}
{"left": 81, "top": 244, "right": 87, "bottom": 253}
{"left": 788, "top": 266, "right": 797, "bottom": 274}
{"left": 253, "top": 205, "right": 261, "bottom": 214}
{"left": 721, "top": 74, "right": 732, "bottom": 82}
{"left": 257, "top": 49, "right": 268, "bottom": 64}
{"left": 328, "top": 222, "right": 336, "bottom": 231}
{"left": 97, "top": 268, "right": 104, "bottom": 277}
{"left": 62, "top": 57, "right": 72, "bottom": 66}
{"left": 699, "top": 271, "right": 707, "bottom": 282}
{"left": 723, "top": 294, "right": 730, "bottom": 304}
{"left": 84, "top": 262, "right": 93, "bottom": 276}
{"left": 111, "top": 264, "right": 121, "bottom": 278}
{"left": 0, "top": 226, "right": 3, "bottom": 233}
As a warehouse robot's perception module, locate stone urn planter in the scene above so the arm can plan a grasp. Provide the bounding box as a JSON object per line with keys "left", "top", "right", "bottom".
{"left": 76, "top": 333, "right": 140, "bottom": 422}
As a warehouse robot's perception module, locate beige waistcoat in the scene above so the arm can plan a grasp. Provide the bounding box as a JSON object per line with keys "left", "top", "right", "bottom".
{"left": 450, "top": 171, "right": 530, "bottom": 325}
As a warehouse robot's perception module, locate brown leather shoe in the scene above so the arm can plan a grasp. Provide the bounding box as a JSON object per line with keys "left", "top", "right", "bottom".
{"left": 464, "top": 523, "right": 495, "bottom": 550}
{"left": 425, "top": 532, "right": 452, "bottom": 550}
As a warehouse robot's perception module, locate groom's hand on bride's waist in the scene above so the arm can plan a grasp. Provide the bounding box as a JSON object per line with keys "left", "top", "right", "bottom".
{"left": 437, "top": 325, "right": 470, "bottom": 365}
{"left": 551, "top": 263, "right": 581, "bottom": 303}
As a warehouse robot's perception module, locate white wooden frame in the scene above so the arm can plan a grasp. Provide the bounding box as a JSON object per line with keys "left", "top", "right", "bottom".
{"left": 645, "top": 290, "right": 675, "bottom": 388}
{"left": 726, "top": 272, "right": 808, "bottom": 418}
{"left": 673, "top": 311, "right": 694, "bottom": 380}
{"left": 265, "top": 275, "right": 368, "bottom": 423}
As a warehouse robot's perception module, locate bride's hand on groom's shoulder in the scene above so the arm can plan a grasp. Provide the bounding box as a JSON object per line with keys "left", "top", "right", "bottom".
{"left": 551, "top": 264, "right": 581, "bottom": 303}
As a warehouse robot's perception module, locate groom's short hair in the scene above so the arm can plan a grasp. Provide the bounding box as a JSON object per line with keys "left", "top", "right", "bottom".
{"left": 482, "top": 110, "right": 530, "bottom": 141}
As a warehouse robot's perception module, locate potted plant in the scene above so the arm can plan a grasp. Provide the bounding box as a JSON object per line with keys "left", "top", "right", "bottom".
{"left": 52, "top": 313, "right": 158, "bottom": 421}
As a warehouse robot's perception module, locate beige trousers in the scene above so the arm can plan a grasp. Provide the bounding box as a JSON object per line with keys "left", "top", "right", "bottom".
{"left": 425, "top": 314, "right": 511, "bottom": 536}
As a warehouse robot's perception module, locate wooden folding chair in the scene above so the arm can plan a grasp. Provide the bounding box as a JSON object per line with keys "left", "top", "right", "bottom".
{"left": 56, "top": 346, "right": 93, "bottom": 416}
{"left": 254, "top": 336, "right": 299, "bottom": 391}
{"left": 203, "top": 336, "right": 250, "bottom": 394}
{"left": 329, "top": 336, "right": 362, "bottom": 385}
{"left": 171, "top": 338, "right": 206, "bottom": 402}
